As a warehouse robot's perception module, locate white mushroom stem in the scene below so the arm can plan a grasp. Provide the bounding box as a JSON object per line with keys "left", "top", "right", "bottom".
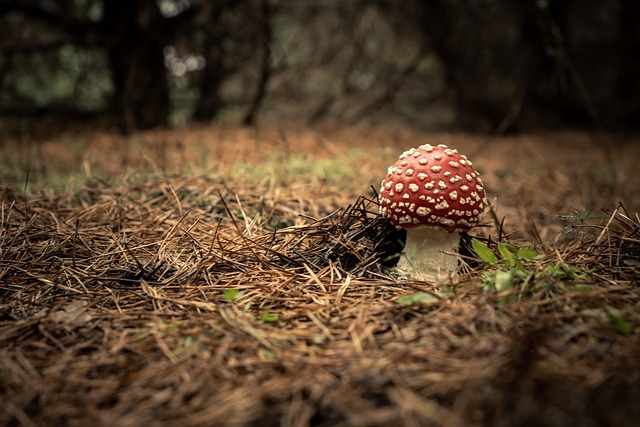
{"left": 396, "top": 226, "right": 461, "bottom": 282}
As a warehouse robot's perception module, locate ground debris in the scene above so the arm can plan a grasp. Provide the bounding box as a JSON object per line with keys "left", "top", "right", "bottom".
{"left": 1, "top": 176, "right": 639, "bottom": 427}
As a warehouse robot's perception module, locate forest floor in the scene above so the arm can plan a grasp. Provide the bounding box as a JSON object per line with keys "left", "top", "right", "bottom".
{"left": 1, "top": 124, "right": 639, "bottom": 426}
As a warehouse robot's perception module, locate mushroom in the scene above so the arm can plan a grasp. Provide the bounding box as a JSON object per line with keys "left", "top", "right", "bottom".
{"left": 378, "top": 144, "right": 487, "bottom": 281}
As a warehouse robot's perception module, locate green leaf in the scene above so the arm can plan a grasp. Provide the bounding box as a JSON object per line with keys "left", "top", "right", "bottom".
{"left": 222, "top": 289, "right": 243, "bottom": 301}
{"left": 397, "top": 292, "right": 440, "bottom": 306}
{"left": 545, "top": 262, "right": 581, "bottom": 279}
{"left": 567, "top": 284, "right": 590, "bottom": 292}
{"left": 261, "top": 310, "right": 278, "bottom": 323}
{"left": 181, "top": 336, "right": 197, "bottom": 348}
{"left": 497, "top": 243, "right": 515, "bottom": 266}
{"left": 472, "top": 238, "right": 498, "bottom": 264}
{"left": 517, "top": 247, "right": 537, "bottom": 260}
{"left": 243, "top": 302, "right": 252, "bottom": 313}
{"left": 261, "top": 349, "right": 277, "bottom": 360}
{"left": 495, "top": 269, "right": 515, "bottom": 291}
{"left": 503, "top": 243, "right": 520, "bottom": 253}
{"left": 607, "top": 310, "right": 630, "bottom": 335}
{"left": 481, "top": 271, "right": 497, "bottom": 291}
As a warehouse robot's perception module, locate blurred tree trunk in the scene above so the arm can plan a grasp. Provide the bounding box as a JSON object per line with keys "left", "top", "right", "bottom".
{"left": 103, "top": 0, "right": 171, "bottom": 133}
{"left": 413, "top": 0, "right": 597, "bottom": 131}
{"left": 613, "top": 0, "right": 640, "bottom": 127}
{"left": 417, "top": 0, "right": 506, "bottom": 131}
{"left": 518, "top": 0, "right": 572, "bottom": 128}
{"left": 243, "top": 0, "right": 273, "bottom": 125}
{"left": 192, "top": 2, "right": 226, "bottom": 123}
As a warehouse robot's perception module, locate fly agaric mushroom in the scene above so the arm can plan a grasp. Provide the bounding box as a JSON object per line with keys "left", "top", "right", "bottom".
{"left": 379, "top": 144, "right": 487, "bottom": 281}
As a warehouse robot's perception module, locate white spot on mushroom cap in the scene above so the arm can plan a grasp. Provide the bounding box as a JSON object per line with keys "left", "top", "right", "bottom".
{"left": 399, "top": 148, "right": 415, "bottom": 159}
{"left": 416, "top": 206, "right": 431, "bottom": 216}
{"left": 398, "top": 215, "right": 413, "bottom": 224}
{"left": 435, "top": 200, "right": 450, "bottom": 210}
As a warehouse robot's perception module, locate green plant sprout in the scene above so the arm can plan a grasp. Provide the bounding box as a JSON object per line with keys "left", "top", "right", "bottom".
{"left": 222, "top": 288, "right": 243, "bottom": 301}
{"left": 557, "top": 207, "right": 605, "bottom": 242}
{"left": 472, "top": 239, "right": 538, "bottom": 293}
{"left": 260, "top": 310, "right": 278, "bottom": 323}
{"left": 223, "top": 290, "right": 279, "bottom": 324}
{"left": 579, "top": 307, "right": 631, "bottom": 336}
{"left": 606, "top": 308, "right": 631, "bottom": 336}
{"left": 471, "top": 238, "right": 585, "bottom": 303}
{"left": 397, "top": 292, "right": 440, "bottom": 306}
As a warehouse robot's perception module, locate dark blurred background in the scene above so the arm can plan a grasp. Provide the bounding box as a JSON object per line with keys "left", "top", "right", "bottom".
{"left": 1, "top": 0, "right": 638, "bottom": 135}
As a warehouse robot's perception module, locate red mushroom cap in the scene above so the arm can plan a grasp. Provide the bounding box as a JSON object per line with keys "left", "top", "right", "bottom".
{"left": 379, "top": 144, "right": 487, "bottom": 232}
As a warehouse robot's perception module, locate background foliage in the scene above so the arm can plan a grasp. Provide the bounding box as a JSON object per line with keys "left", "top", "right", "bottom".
{"left": 1, "top": 0, "right": 639, "bottom": 133}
